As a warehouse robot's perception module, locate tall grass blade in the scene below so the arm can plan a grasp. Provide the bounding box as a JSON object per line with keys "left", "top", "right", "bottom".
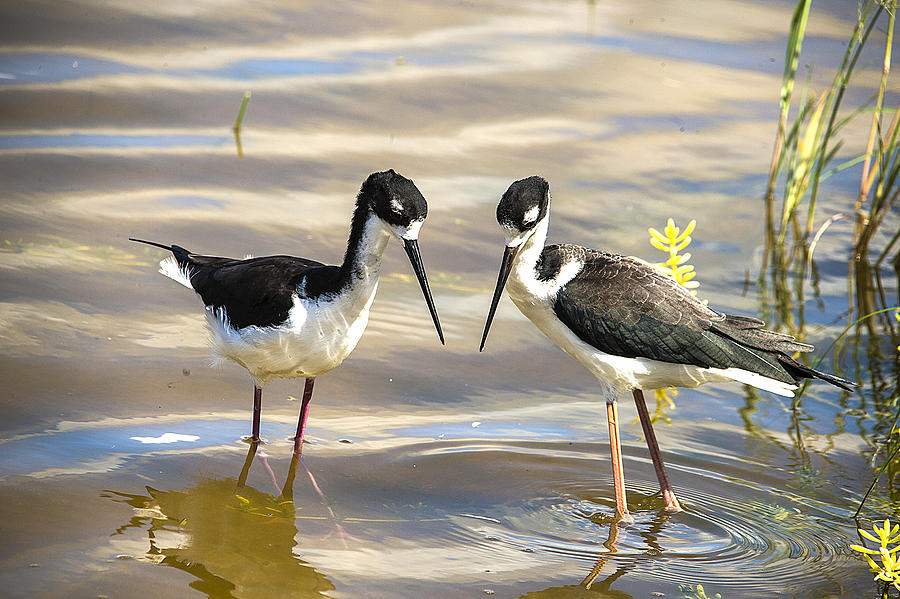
{"left": 234, "top": 91, "right": 252, "bottom": 133}
{"left": 807, "top": 3, "right": 882, "bottom": 238}
{"left": 779, "top": 93, "right": 827, "bottom": 244}
{"left": 233, "top": 91, "right": 252, "bottom": 159}
{"left": 857, "top": 1, "right": 895, "bottom": 208}
{"left": 767, "top": 0, "right": 812, "bottom": 199}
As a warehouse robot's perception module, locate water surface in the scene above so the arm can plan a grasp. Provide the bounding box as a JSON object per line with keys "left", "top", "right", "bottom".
{"left": 1, "top": 1, "right": 897, "bottom": 597}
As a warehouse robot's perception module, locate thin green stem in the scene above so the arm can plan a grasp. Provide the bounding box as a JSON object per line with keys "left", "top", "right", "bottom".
{"left": 233, "top": 91, "right": 252, "bottom": 133}
{"left": 767, "top": 0, "right": 812, "bottom": 199}
{"left": 855, "top": 393, "right": 900, "bottom": 518}
{"left": 813, "top": 307, "right": 899, "bottom": 369}
{"left": 806, "top": 4, "right": 882, "bottom": 238}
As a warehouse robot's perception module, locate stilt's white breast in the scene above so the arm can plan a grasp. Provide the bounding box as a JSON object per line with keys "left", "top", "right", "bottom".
{"left": 191, "top": 215, "right": 392, "bottom": 386}
{"left": 206, "top": 280, "right": 379, "bottom": 385}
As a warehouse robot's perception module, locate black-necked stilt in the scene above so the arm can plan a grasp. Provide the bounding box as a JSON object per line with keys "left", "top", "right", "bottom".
{"left": 479, "top": 176, "right": 854, "bottom": 522}
{"left": 132, "top": 169, "right": 444, "bottom": 453}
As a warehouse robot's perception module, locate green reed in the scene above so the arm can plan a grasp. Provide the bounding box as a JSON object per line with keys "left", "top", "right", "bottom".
{"left": 233, "top": 90, "right": 252, "bottom": 133}
{"left": 759, "top": 1, "right": 900, "bottom": 533}
{"left": 761, "top": 0, "right": 898, "bottom": 343}
{"left": 765, "top": 0, "right": 811, "bottom": 240}
{"left": 233, "top": 91, "right": 251, "bottom": 158}
{"left": 765, "top": 0, "right": 889, "bottom": 250}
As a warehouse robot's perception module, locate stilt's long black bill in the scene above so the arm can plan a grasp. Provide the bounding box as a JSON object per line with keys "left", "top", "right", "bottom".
{"left": 403, "top": 239, "right": 444, "bottom": 345}
{"left": 479, "top": 245, "right": 519, "bottom": 352}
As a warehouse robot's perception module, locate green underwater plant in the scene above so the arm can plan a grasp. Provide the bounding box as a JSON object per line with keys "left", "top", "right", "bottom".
{"left": 678, "top": 583, "right": 723, "bottom": 599}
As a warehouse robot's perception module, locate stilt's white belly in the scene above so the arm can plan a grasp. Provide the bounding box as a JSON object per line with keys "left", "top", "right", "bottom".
{"left": 206, "top": 285, "right": 378, "bottom": 385}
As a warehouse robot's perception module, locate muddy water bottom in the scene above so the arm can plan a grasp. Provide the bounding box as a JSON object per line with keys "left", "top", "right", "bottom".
{"left": 0, "top": 400, "right": 871, "bottom": 599}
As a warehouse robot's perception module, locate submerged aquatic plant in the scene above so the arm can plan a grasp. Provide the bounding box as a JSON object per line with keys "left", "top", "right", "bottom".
{"left": 851, "top": 519, "right": 900, "bottom": 595}
{"left": 678, "top": 583, "right": 723, "bottom": 599}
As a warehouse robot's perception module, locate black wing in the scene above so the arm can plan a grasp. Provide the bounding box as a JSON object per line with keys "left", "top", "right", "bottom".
{"left": 549, "top": 245, "right": 825, "bottom": 386}
{"left": 131, "top": 239, "right": 341, "bottom": 329}
{"left": 187, "top": 252, "right": 344, "bottom": 329}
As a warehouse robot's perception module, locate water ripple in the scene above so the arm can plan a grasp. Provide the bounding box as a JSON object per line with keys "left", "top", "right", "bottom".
{"left": 401, "top": 439, "right": 859, "bottom": 596}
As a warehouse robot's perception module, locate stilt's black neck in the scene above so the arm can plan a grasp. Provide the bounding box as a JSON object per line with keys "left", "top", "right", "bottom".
{"left": 338, "top": 191, "right": 381, "bottom": 283}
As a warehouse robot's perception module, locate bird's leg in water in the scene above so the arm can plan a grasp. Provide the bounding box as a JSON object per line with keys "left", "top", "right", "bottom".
{"left": 293, "top": 378, "right": 315, "bottom": 455}
{"left": 606, "top": 398, "right": 634, "bottom": 525}
{"left": 632, "top": 389, "right": 682, "bottom": 512}
{"left": 237, "top": 440, "right": 260, "bottom": 487}
{"left": 251, "top": 385, "right": 262, "bottom": 442}
{"left": 279, "top": 448, "right": 302, "bottom": 501}
{"left": 279, "top": 442, "right": 360, "bottom": 548}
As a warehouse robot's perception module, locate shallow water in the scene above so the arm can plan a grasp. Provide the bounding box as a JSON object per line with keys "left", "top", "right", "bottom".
{"left": 1, "top": 1, "right": 898, "bottom": 597}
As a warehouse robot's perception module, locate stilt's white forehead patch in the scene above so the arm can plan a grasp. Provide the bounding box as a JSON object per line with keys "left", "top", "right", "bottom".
{"left": 402, "top": 218, "right": 424, "bottom": 240}
{"left": 504, "top": 225, "right": 532, "bottom": 248}
{"left": 389, "top": 217, "right": 424, "bottom": 240}
{"left": 523, "top": 205, "right": 540, "bottom": 225}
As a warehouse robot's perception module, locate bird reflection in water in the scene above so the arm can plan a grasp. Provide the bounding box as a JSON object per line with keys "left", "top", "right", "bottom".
{"left": 238, "top": 441, "right": 358, "bottom": 546}
{"left": 521, "top": 509, "right": 678, "bottom": 599}
{"left": 104, "top": 444, "right": 344, "bottom": 598}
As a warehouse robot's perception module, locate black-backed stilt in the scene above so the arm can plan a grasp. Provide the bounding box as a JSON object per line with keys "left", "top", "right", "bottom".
{"left": 479, "top": 176, "right": 854, "bottom": 523}
{"left": 132, "top": 169, "right": 444, "bottom": 454}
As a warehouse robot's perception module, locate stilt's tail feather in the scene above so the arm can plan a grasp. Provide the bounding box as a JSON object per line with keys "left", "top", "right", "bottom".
{"left": 715, "top": 314, "right": 857, "bottom": 392}
{"left": 779, "top": 356, "right": 857, "bottom": 392}
{"left": 129, "top": 238, "right": 173, "bottom": 252}
{"left": 129, "top": 238, "right": 192, "bottom": 261}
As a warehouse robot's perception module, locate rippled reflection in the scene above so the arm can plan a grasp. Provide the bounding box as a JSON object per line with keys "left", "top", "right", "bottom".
{"left": 104, "top": 445, "right": 335, "bottom": 599}
{"left": 403, "top": 438, "right": 865, "bottom": 598}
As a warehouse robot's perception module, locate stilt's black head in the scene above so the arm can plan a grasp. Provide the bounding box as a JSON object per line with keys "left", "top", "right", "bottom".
{"left": 357, "top": 169, "right": 443, "bottom": 345}
{"left": 496, "top": 175, "right": 550, "bottom": 236}
{"left": 480, "top": 175, "right": 550, "bottom": 352}
{"left": 360, "top": 169, "right": 428, "bottom": 231}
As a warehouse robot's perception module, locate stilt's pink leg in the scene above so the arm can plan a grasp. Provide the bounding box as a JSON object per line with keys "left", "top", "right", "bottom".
{"left": 293, "top": 378, "right": 315, "bottom": 455}
{"left": 606, "top": 399, "right": 634, "bottom": 525}
{"left": 632, "top": 389, "right": 682, "bottom": 512}
{"left": 251, "top": 385, "right": 262, "bottom": 441}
